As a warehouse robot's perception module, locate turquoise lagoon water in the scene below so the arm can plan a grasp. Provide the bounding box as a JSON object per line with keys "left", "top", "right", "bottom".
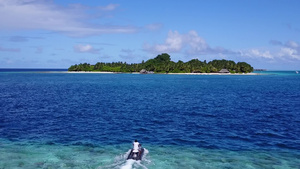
{"left": 1, "top": 140, "right": 299, "bottom": 169}
{"left": 0, "top": 70, "right": 300, "bottom": 168}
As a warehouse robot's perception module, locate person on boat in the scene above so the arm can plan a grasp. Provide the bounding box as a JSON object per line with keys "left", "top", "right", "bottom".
{"left": 133, "top": 140, "right": 141, "bottom": 154}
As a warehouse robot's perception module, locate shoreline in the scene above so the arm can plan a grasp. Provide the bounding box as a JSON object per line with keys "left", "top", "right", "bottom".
{"left": 167, "top": 72, "right": 259, "bottom": 75}
{"left": 66, "top": 71, "right": 260, "bottom": 75}
{"left": 66, "top": 71, "right": 115, "bottom": 74}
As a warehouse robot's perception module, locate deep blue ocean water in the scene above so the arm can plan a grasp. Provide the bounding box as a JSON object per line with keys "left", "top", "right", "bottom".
{"left": 0, "top": 70, "right": 300, "bottom": 168}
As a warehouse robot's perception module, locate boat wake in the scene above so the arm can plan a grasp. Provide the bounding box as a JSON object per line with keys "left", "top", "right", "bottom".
{"left": 121, "top": 148, "right": 149, "bottom": 169}
{"left": 120, "top": 159, "right": 136, "bottom": 169}
{"left": 97, "top": 148, "right": 149, "bottom": 169}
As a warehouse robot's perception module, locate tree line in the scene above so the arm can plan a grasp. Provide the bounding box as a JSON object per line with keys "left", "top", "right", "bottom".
{"left": 68, "top": 53, "right": 253, "bottom": 73}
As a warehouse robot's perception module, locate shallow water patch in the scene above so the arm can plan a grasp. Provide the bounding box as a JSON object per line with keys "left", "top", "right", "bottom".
{"left": 0, "top": 141, "right": 299, "bottom": 169}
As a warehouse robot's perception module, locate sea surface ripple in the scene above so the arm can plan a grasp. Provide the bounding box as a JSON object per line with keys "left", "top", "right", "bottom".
{"left": 0, "top": 71, "right": 300, "bottom": 168}
{"left": 1, "top": 72, "right": 299, "bottom": 150}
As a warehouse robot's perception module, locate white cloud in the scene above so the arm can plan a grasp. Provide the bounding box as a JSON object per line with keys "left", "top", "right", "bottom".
{"left": 240, "top": 49, "right": 273, "bottom": 59}
{"left": 143, "top": 30, "right": 234, "bottom": 56}
{"left": 144, "top": 30, "right": 300, "bottom": 63}
{"left": 98, "top": 4, "right": 119, "bottom": 11}
{"left": 144, "top": 30, "right": 205, "bottom": 53}
{"left": 185, "top": 30, "right": 210, "bottom": 54}
{"left": 241, "top": 40, "right": 300, "bottom": 61}
{"left": 285, "top": 41, "right": 299, "bottom": 48}
{"left": 273, "top": 40, "right": 300, "bottom": 60}
{"left": 155, "top": 31, "right": 183, "bottom": 52}
{"left": 74, "top": 44, "right": 100, "bottom": 54}
{"left": 279, "top": 47, "right": 300, "bottom": 60}
{"left": 0, "top": 0, "right": 136, "bottom": 36}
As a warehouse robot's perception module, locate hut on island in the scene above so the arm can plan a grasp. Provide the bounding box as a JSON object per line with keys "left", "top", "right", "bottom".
{"left": 219, "top": 69, "right": 230, "bottom": 73}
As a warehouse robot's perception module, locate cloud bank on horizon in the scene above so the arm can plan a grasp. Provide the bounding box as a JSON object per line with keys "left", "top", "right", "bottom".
{"left": 0, "top": 0, "right": 299, "bottom": 70}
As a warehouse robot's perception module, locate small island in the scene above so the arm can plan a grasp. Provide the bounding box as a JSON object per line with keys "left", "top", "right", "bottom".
{"left": 68, "top": 53, "right": 253, "bottom": 74}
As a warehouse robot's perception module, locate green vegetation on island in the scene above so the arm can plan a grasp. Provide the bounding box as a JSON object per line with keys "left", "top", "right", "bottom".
{"left": 68, "top": 53, "right": 253, "bottom": 73}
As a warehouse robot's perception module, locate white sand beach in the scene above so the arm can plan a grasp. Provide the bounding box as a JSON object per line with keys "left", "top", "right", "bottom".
{"left": 66, "top": 71, "right": 115, "bottom": 74}
{"left": 167, "top": 72, "right": 260, "bottom": 75}
{"left": 66, "top": 71, "right": 260, "bottom": 75}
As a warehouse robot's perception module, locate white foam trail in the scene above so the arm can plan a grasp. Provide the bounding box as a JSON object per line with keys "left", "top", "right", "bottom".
{"left": 142, "top": 148, "right": 151, "bottom": 164}
{"left": 98, "top": 148, "right": 149, "bottom": 169}
{"left": 143, "top": 148, "right": 149, "bottom": 156}
{"left": 97, "top": 149, "right": 132, "bottom": 169}
{"left": 119, "top": 148, "right": 150, "bottom": 169}
{"left": 115, "top": 149, "right": 131, "bottom": 161}
{"left": 120, "top": 159, "right": 135, "bottom": 169}
{"left": 136, "top": 161, "right": 148, "bottom": 169}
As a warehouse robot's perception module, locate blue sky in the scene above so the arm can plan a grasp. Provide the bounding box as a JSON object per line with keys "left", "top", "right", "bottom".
{"left": 0, "top": 0, "right": 299, "bottom": 70}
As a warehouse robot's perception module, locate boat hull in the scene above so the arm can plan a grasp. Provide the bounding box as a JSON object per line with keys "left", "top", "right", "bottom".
{"left": 127, "top": 148, "right": 144, "bottom": 161}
